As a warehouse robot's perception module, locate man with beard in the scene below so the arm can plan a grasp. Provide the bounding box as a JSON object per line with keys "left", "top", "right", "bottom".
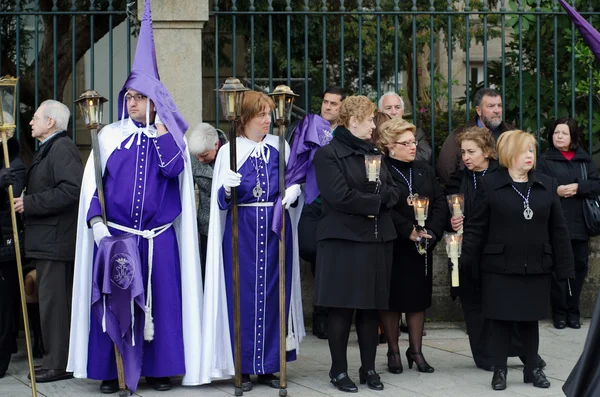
{"left": 436, "top": 88, "right": 515, "bottom": 185}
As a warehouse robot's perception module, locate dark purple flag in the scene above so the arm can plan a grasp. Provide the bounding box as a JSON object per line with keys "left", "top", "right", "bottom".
{"left": 558, "top": 0, "right": 600, "bottom": 65}
{"left": 272, "top": 114, "right": 333, "bottom": 236}
{"left": 91, "top": 234, "right": 145, "bottom": 394}
{"left": 117, "top": 0, "right": 189, "bottom": 154}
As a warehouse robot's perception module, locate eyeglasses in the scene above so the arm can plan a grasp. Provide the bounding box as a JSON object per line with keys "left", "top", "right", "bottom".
{"left": 125, "top": 93, "right": 147, "bottom": 102}
{"left": 395, "top": 140, "right": 418, "bottom": 147}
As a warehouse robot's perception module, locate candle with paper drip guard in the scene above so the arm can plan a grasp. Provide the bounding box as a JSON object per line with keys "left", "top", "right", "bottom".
{"left": 445, "top": 233, "right": 463, "bottom": 287}
{"left": 364, "top": 154, "right": 382, "bottom": 182}
{"left": 414, "top": 196, "right": 429, "bottom": 227}
{"left": 446, "top": 194, "right": 464, "bottom": 234}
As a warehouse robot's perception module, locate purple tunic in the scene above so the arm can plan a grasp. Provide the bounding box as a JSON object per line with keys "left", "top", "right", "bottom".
{"left": 218, "top": 140, "right": 296, "bottom": 375}
{"left": 87, "top": 123, "right": 186, "bottom": 380}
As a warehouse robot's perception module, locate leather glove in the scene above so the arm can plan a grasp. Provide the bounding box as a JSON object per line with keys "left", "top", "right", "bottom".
{"left": 425, "top": 228, "right": 437, "bottom": 248}
{"left": 0, "top": 168, "right": 16, "bottom": 189}
{"left": 223, "top": 169, "right": 242, "bottom": 195}
{"left": 364, "top": 181, "right": 379, "bottom": 194}
{"left": 282, "top": 184, "right": 301, "bottom": 209}
{"left": 92, "top": 222, "right": 111, "bottom": 247}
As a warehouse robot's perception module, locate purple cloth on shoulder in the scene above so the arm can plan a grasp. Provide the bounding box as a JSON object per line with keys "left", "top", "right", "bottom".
{"left": 91, "top": 233, "right": 145, "bottom": 393}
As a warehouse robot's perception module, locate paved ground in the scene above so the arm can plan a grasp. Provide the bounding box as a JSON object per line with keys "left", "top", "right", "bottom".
{"left": 0, "top": 321, "right": 587, "bottom": 397}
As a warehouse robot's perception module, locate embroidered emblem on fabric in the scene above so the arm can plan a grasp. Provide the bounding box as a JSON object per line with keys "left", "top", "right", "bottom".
{"left": 158, "top": 87, "right": 178, "bottom": 112}
{"left": 110, "top": 254, "right": 135, "bottom": 290}
{"left": 319, "top": 128, "right": 333, "bottom": 146}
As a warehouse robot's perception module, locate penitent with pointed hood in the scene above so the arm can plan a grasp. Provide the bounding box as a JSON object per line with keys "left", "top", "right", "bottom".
{"left": 67, "top": 0, "right": 203, "bottom": 393}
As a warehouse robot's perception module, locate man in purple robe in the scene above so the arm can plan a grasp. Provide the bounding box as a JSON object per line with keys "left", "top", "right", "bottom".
{"left": 67, "top": 0, "right": 203, "bottom": 394}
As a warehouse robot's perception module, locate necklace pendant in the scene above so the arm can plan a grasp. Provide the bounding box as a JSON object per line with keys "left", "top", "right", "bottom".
{"left": 407, "top": 193, "right": 418, "bottom": 206}
{"left": 252, "top": 184, "right": 263, "bottom": 198}
{"left": 523, "top": 205, "right": 533, "bottom": 220}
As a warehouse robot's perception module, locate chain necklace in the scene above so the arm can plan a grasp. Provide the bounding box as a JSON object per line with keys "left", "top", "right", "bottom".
{"left": 250, "top": 156, "right": 264, "bottom": 198}
{"left": 391, "top": 165, "right": 417, "bottom": 205}
{"left": 472, "top": 168, "right": 488, "bottom": 190}
{"left": 511, "top": 184, "right": 533, "bottom": 220}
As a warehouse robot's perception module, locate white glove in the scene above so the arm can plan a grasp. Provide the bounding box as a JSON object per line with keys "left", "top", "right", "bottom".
{"left": 223, "top": 169, "right": 242, "bottom": 195}
{"left": 92, "top": 222, "right": 111, "bottom": 247}
{"left": 154, "top": 113, "right": 164, "bottom": 125}
{"left": 282, "top": 184, "right": 301, "bottom": 209}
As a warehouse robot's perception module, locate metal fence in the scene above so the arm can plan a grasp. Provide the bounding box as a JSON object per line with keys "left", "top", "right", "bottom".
{"left": 205, "top": 0, "right": 600, "bottom": 163}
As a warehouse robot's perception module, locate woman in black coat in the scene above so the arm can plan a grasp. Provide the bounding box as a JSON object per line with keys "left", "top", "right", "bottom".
{"left": 377, "top": 118, "right": 447, "bottom": 374}
{"left": 461, "top": 130, "right": 574, "bottom": 391}
{"left": 314, "top": 95, "right": 400, "bottom": 393}
{"left": 537, "top": 117, "right": 600, "bottom": 330}
{"left": 0, "top": 134, "right": 27, "bottom": 378}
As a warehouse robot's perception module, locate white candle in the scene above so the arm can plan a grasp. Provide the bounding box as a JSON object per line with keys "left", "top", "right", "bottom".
{"left": 279, "top": 97, "right": 285, "bottom": 121}
{"left": 449, "top": 240, "right": 460, "bottom": 287}
{"left": 228, "top": 94, "right": 235, "bottom": 116}
{"left": 453, "top": 202, "right": 463, "bottom": 234}
{"left": 88, "top": 100, "right": 97, "bottom": 125}
{"left": 416, "top": 206, "right": 425, "bottom": 226}
{"left": 367, "top": 160, "right": 377, "bottom": 181}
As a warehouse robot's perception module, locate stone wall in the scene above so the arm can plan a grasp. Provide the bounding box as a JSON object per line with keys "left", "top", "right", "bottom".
{"left": 299, "top": 237, "right": 600, "bottom": 323}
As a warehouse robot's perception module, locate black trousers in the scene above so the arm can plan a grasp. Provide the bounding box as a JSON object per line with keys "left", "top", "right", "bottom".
{"left": 0, "top": 260, "right": 19, "bottom": 369}
{"left": 36, "top": 259, "right": 73, "bottom": 370}
{"left": 200, "top": 233, "right": 208, "bottom": 284}
{"left": 460, "top": 300, "right": 494, "bottom": 368}
{"left": 298, "top": 201, "right": 328, "bottom": 323}
{"left": 489, "top": 319, "right": 539, "bottom": 373}
{"left": 551, "top": 239, "right": 588, "bottom": 322}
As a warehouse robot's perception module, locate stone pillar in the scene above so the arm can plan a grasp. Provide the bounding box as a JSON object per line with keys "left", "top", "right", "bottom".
{"left": 139, "top": 0, "right": 210, "bottom": 128}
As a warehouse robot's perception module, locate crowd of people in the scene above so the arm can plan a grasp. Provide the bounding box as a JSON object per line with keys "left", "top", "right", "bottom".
{"left": 0, "top": 3, "right": 599, "bottom": 396}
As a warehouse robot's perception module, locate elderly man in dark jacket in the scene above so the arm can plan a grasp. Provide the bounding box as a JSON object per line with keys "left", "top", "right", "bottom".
{"left": 14, "top": 99, "right": 83, "bottom": 382}
{"left": 436, "top": 88, "right": 515, "bottom": 185}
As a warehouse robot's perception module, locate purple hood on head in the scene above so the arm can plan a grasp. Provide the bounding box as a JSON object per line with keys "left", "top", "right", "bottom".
{"left": 558, "top": 0, "right": 600, "bottom": 65}
{"left": 117, "top": 0, "right": 189, "bottom": 153}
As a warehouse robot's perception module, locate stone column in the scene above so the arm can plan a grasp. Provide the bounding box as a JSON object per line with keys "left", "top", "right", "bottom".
{"left": 140, "top": 0, "right": 210, "bottom": 128}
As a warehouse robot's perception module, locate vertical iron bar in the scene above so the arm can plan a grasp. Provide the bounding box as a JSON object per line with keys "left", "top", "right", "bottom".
{"left": 15, "top": 1, "right": 21, "bottom": 138}
{"left": 89, "top": 0, "right": 95, "bottom": 90}
{"left": 108, "top": 0, "right": 114, "bottom": 123}
{"left": 250, "top": 1, "right": 255, "bottom": 89}
{"left": 483, "top": 0, "right": 489, "bottom": 87}
{"left": 411, "top": 0, "right": 417, "bottom": 125}
{"left": 358, "top": 0, "right": 363, "bottom": 94}
{"left": 500, "top": 0, "right": 506, "bottom": 120}
{"left": 286, "top": 0, "right": 291, "bottom": 87}
{"left": 447, "top": 0, "right": 453, "bottom": 134}
{"left": 268, "top": 0, "right": 273, "bottom": 90}
{"left": 304, "top": 0, "right": 309, "bottom": 111}
{"left": 518, "top": 0, "right": 523, "bottom": 127}
{"left": 214, "top": 1, "right": 220, "bottom": 129}
{"left": 570, "top": 0, "right": 575, "bottom": 117}
{"left": 465, "top": 0, "right": 471, "bottom": 117}
{"left": 126, "top": 6, "right": 131, "bottom": 74}
{"left": 322, "top": 0, "right": 327, "bottom": 92}
{"left": 588, "top": 1, "right": 594, "bottom": 154}
{"left": 535, "top": 0, "right": 541, "bottom": 141}
{"left": 72, "top": 0, "right": 77, "bottom": 141}
{"left": 35, "top": 0, "right": 40, "bottom": 113}
{"left": 53, "top": 0, "right": 58, "bottom": 99}
{"left": 340, "top": 1, "right": 346, "bottom": 88}
{"left": 553, "top": 0, "right": 558, "bottom": 119}
{"left": 232, "top": 0, "right": 237, "bottom": 77}
{"left": 376, "top": 0, "right": 381, "bottom": 100}
{"left": 430, "top": 0, "right": 435, "bottom": 166}
{"left": 394, "top": 1, "right": 399, "bottom": 93}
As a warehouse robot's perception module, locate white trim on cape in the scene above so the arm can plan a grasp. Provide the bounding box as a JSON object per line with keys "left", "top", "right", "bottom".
{"left": 199, "top": 134, "right": 305, "bottom": 384}
{"left": 66, "top": 119, "right": 204, "bottom": 386}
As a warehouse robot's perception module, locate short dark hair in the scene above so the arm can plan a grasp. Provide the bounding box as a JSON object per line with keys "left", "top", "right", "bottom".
{"left": 323, "top": 86, "right": 346, "bottom": 102}
{"left": 473, "top": 88, "right": 501, "bottom": 108}
{"left": 549, "top": 117, "right": 580, "bottom": 150}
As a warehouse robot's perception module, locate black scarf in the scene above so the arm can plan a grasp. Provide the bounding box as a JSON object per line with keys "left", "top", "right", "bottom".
{"left": 335, "top": 126, "right": 381, "bottom": 155}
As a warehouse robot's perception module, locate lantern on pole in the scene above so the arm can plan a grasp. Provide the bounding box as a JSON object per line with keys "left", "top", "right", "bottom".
{"left": 74, "top": 89, "right": 107, "bottom": 129}
{"left": 0, "top": 75, "right": 37, "bottom": 397}
{"left": 217, "top": 77, "right": 248, "bottom": 397}
{"left": 268, "top": 85, "right": 298, "bottom": 397}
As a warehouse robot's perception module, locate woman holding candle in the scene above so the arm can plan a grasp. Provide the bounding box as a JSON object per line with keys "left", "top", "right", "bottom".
{"left": 460, "top": 130, "right": 574, "bottom": 391}
{"left": 313, "top": 95, "right": 400, "bottom": 392}
{"left": 537, "top": 118, "right": 600, "bottom": 330}
{"left": 377, "top": 117, "right": 447, "bottom": 374}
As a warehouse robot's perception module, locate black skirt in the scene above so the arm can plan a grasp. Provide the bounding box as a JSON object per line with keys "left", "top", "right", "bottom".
{"left": 387, "top": 243, "right": 433, "bottom": 313}
{"left": 482, "top": 272, "right": 551, "bottom": 321}
{"left": 314, "top": 239, "right": 392, "bottom": 310}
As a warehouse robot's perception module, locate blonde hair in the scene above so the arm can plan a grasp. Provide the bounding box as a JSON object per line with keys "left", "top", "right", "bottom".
{"left": 497, "top": 130, "right": 537, "bottom": 169}
{"left": 237, "top": 91, "right": 274, "bottom": 137}
{"left": 339, "top": 95, "right": 376, "bottom": 127}
{"left": 456, "top": 127, "right": 498, "bottom": 160}
{"left": 376, "top": 118, "right": 416, "bottom": 154}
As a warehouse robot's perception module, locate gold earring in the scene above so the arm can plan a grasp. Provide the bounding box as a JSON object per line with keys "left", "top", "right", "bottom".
{"left": 391, "top": 151, "right": 395, "bottom": 156}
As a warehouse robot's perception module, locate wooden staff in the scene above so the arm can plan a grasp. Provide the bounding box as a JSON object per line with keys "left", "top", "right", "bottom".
{"left": 229, "top": 120, "right": 243, "bottom": 397}
{"left": 1, "top": 129, "right": 36, "bottom": 396}
{"left": 89, "top": 126, "right": 128, "bottom": 397}
{"left": 277, "top": 124, "right": 288, "bottom": 397}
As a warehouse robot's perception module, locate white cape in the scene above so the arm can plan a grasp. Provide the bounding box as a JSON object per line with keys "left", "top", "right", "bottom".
{"left": 66, "top": 119, "right": 204, "bottom": 386}
{"left": 198, "top": 134, "right": 305, "bottom": 384}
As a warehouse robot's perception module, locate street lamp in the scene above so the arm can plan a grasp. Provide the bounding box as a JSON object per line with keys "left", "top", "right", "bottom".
{"left": 268, "top": 84, "right": 298, "bottom": 397}
{"left": 0, "top": 75, "right": 37, "bottom": 397}
{"left": 74, "top": 89, "right": 108, "bottom": 129}
{"left": 217, "top": 77, "right": 248, "bottom": 397}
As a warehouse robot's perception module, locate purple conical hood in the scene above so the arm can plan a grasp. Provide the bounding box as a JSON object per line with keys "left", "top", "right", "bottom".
{"left": 558, "top": 0, "right": 600, "bottom": 65}
{"left": 117, "top": 0, "right": 188, "bottom": 153}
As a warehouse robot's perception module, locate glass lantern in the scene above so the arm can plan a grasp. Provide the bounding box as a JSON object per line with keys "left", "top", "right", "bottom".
{"left": 446, "top": 193, "right": 465, "bottom": 234}
{"left": 0, "top": 75, "right": 19, "bottom": 131}
{"left": 444, "top": 232, "right": 463, "bottom": 287}
{"left": 364, "top": 154, "right": 382, "bottom": 182}
{"left": 217, "top": 77, "right": 249, "bottom": 121}
{"left": 74, "top": 89, "right": 108, "bottom": 129}
{"left": 268, "top": 85, "right": 298, "bottom": 126}
{"left": 413, "top": 196, "right": 429, "bottom": 227}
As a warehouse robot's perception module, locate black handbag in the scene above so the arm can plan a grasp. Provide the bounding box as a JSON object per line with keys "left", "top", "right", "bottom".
{"left": 580, "top": 163, "right": 600, "bottom": 236}
{"left": 0, "top": 231, "right": 23, "bottom": 263}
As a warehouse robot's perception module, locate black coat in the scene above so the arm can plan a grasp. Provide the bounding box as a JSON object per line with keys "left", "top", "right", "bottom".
{"left": 314, "top": 127, "right": 400, "bottom": 243}
{"left": 461, "top": 167, "right": 574, "bottom": 280}
{"left": 23, "top": 131, "right": 83, "bottom": 261}
{"left": 385, "top": 157, "right": 447, "bottom": 312}
{"left": 0, "top": 138, "right": 26, "bottom": 265}
{"left": 537, "top": 147, "right": 600, "bottom": 241}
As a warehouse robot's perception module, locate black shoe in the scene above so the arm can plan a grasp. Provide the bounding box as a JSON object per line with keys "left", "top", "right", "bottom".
{"left": 0, "top": 354, "right": 10, "bottom": 378}
{"left": 146, "top": 376, "right": 172, "bottom": 391}
{"left": 257, "top": 373, "right": 280, "bottom": 389}
{"left": 524, "top": 367, "right": 550, "bottom": 388}
{"left": 567, "top": 319, "right": 581, "bottom": 329}
{"left": 35, "top": 369, "right": 74, "bottom": 383}
{"left": 359, "top": 369, "right": 384, "bottom": 391}
{"left": 329, "top": 372, "right": 358, "bottom": 393}
{"left": 100, "top": 379, "right": 120, "bottom": 394}
{"left": 387, "top": 351, "right": 403, "bottom": 374}
{"left": 491, "top": 368, "right": 507, "bottom": 390}
{"left": 554, "top": 320, "right": 566, "bottom": 329}
{"left": 241, "top": 374, "right": 253, "bottom": 392}
{"left": 406, "top": 348, "right": 434, "bottom": 373}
